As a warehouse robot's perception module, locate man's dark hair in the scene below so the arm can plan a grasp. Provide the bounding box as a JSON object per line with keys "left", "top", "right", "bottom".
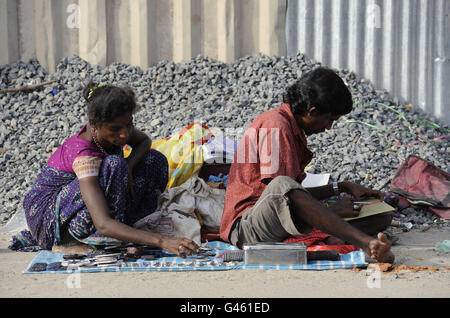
{"left": 283, "top": 67, "right": 353, "bottom": 116}
{"left": 83, "top": 81, "right": 138, "bottom": 127}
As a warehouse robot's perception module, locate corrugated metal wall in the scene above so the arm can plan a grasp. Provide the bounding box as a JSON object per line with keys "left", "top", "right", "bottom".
{"left": 0, "top": 0, "right": 286, "bottom": 69}
{"left": 1, "top": 0, "right": 449, "bottom": 124}
{"left": 287, "top": 0, "right": 450, "bottom": 124}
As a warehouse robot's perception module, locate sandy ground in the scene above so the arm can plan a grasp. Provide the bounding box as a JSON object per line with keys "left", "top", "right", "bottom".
{"left": 0, "top": 228, "right": 449, "bottom": 299}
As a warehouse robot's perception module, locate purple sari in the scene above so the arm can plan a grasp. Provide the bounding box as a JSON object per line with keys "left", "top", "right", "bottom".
{"left": 12, "top": 150, "right": 168, "bottom": 251}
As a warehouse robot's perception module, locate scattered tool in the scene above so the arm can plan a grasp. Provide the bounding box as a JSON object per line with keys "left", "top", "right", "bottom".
{"left": 62, "top": 254, "right": 85, "bottom": 260}
{"left": 306, "top": 250, "right": 340, "bottom": 261}
{"left": 222, "top": 250, "right": 244, "bottom": 262}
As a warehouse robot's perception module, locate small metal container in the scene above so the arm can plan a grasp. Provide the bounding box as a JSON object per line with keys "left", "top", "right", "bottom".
{"left": 243, "top": 242, "right": 307, "bottom": 265}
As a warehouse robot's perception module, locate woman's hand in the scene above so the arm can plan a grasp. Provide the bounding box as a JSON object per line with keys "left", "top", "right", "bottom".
{"left": 160, "top": 237, "right": 200, "bottom": 258}
{"left": 341, "top": 181, "right": 384, "bottom": 201}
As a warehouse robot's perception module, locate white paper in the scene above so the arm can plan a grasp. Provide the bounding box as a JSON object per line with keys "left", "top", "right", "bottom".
{"left": 301, "top": 172, "right": 330, "bottom": 188}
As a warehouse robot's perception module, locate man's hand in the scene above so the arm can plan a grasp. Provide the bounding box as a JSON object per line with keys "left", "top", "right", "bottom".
{"left": 341, "top": 181, "right": 384, "bottom": 201}
{"left": 328, "top": 197, "right": 361, "bottom": 218}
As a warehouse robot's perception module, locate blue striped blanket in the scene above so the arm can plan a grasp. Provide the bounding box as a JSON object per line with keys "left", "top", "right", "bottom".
{"left": 24, "top": 241, "right": 367, "bottom": 274}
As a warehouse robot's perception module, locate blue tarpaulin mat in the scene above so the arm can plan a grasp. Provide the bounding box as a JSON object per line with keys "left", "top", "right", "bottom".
{"left": 24, "top": 241, "right": 367, "bottom": 274}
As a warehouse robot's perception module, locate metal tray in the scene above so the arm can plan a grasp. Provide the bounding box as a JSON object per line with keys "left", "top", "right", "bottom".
{"left": 243, "top": 242, "right": 307, "bottom": 265}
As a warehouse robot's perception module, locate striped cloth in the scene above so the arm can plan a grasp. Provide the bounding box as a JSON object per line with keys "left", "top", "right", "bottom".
{"left": 23, "top": 241, "right": 367, "bottom": 274}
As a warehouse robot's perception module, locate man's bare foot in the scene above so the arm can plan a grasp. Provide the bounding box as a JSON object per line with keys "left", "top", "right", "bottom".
{"left": 367, "top": 232, "right": 395, "bottom": 263}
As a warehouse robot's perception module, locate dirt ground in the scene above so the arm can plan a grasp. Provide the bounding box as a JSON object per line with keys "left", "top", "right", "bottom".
{"left": 0, "top": 228, "right": 449, "bottom": 299}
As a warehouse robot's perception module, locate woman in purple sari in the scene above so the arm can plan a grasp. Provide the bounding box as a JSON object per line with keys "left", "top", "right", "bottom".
{"left": 12, "top": 82, "right": 198, "bottom": 257}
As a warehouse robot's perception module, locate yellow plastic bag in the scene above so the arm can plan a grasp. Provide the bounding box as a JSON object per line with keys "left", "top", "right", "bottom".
{"left": 151, "top": 122, "right": 213, "bottom": 189}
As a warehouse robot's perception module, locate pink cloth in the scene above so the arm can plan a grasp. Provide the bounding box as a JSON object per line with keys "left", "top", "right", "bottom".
{"left": 283, "top": 228, "right": 331, "bottom": 246}
{"left": 429, "top": 207, "right": 450, "bottom": 220}
{"left": 48, "top": 123, "right": 105, "bottom": 174}
{"left": 390, "top": 155, "right": 450, "bottom": 208}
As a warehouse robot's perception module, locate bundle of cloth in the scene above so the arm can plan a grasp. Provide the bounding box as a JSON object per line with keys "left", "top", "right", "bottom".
{"left": 390, "top": 155, "right": 450, "bottom": 220}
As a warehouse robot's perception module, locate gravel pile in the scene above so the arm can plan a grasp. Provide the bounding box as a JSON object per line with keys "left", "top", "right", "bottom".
{"left": 0, "top": 53, "right": 449, "bottom": 230}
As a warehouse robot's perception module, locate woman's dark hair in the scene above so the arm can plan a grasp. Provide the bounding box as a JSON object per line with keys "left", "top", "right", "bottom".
{"left": 83, "top": 81, "right": 138, "bottom": 127}
{"left": 283, "top": 67, "right": 353, "bottom": 116}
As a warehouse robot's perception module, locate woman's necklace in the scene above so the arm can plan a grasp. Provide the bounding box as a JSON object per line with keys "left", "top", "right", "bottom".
{"left": 91, "top": 128, "right": 110, "bottom": 155}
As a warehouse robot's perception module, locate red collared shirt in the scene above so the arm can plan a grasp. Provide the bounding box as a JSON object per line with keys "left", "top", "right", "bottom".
{"left": 220, "top": 103, "right": 314, "bottom": 242}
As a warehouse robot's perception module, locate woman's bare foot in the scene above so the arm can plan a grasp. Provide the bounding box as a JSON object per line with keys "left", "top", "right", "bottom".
{"left": 366, "top": 232, "right": 395, "bottom": 263}
{"left": 52, "top": 242, "right": 94, "bottom": 255}
{"left": 52, "top": 230, "right": 94, "bottom": 255}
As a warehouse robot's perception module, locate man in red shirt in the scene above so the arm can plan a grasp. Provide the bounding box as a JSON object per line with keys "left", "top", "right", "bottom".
{"left": 220, "top": 67, "right": 394, "bottom": 263}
